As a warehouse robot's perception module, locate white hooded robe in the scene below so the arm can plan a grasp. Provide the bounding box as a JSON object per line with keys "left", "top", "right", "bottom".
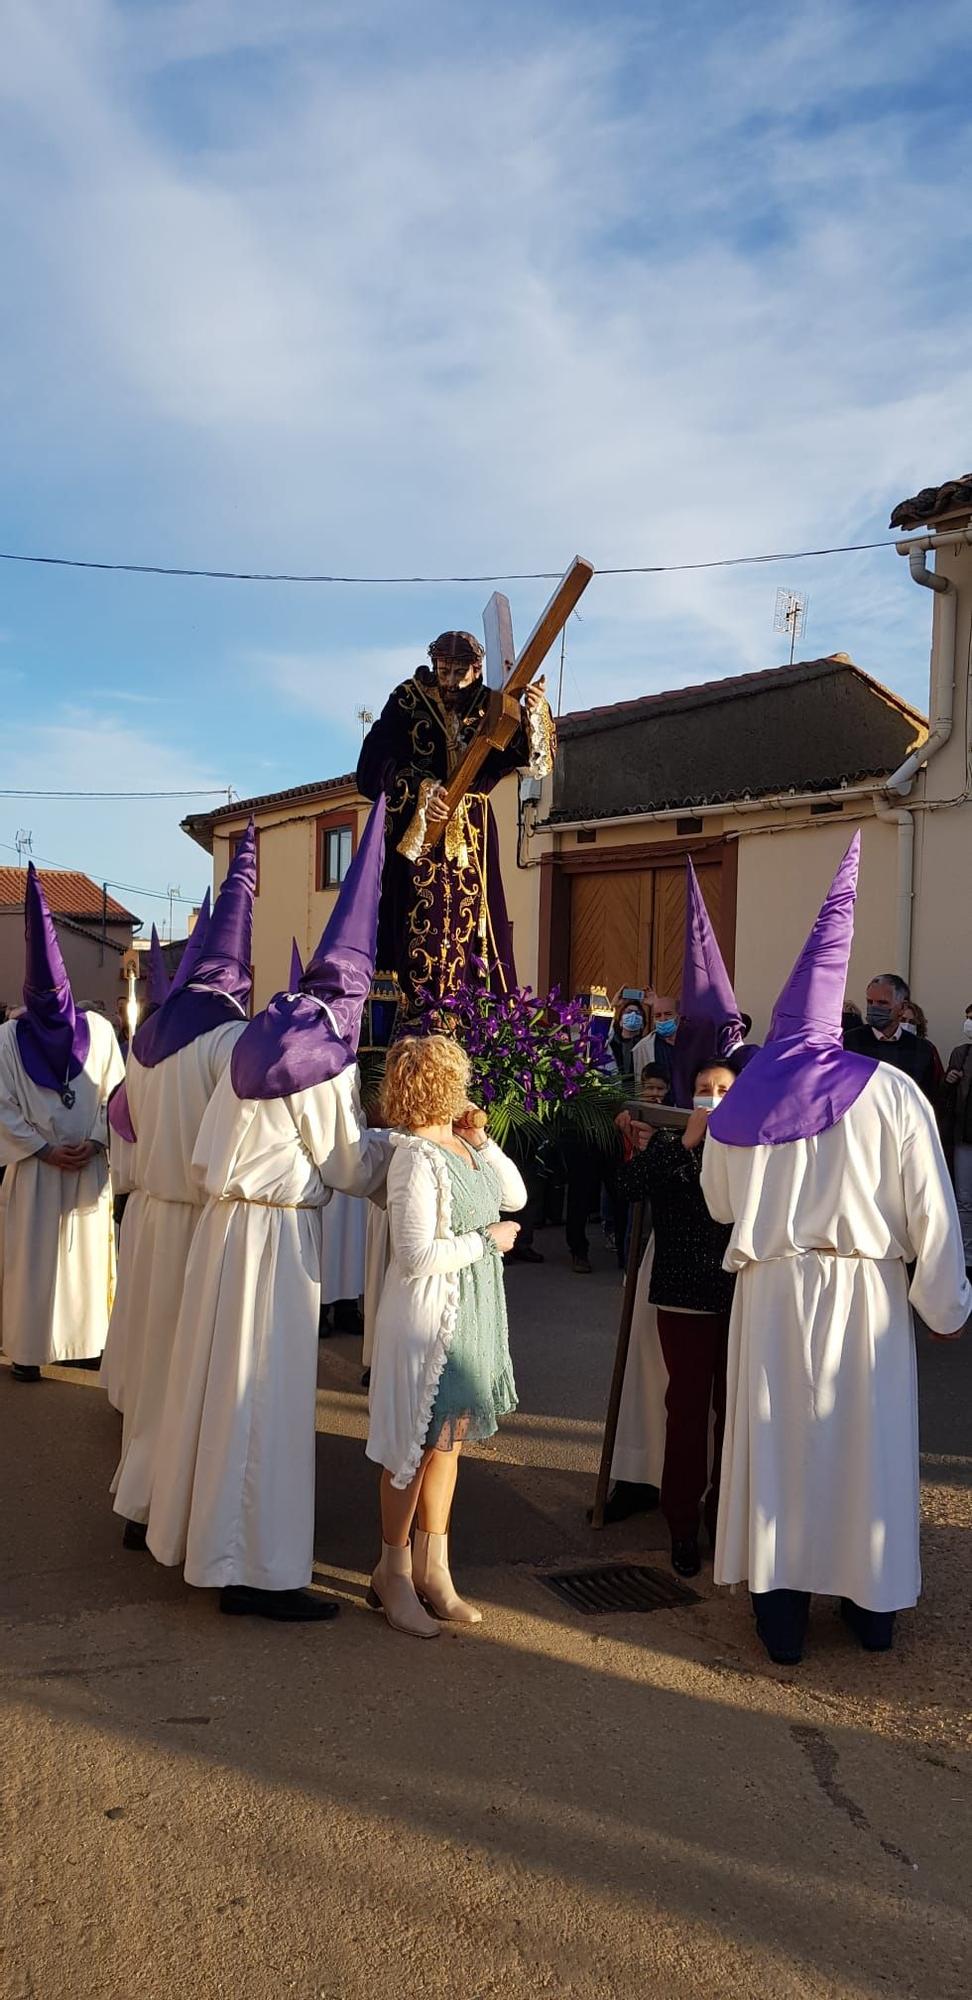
{"left": 701, "top": 1064, "right": 970, "bottom": 1611}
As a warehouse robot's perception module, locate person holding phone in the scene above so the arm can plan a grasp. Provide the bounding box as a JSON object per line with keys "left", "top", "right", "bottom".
{"left": 616, "top": 1057, "right": 741, "bottom": 1577}
{"left": 366, "top": 1034, "right": 527, "bottom": 1637}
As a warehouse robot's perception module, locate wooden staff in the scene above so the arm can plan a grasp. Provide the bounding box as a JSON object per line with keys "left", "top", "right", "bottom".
{"left": 591, "top": 1196, "right": 645, "bottom": 1529}
{"left": 423, "top": 554, "right": 595, "bottom": 850}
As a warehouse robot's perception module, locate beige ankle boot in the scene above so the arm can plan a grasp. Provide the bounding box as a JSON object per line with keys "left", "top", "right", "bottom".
{"left": 367, "top": 1541, "right": 440, "bottom": 1639}
{"left": 412, "top": 1529, "right": 482, "bottom": 1625}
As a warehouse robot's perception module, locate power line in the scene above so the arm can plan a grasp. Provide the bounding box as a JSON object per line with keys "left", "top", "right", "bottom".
{"left": 0, "top": 838, "right": 202, "bottom": 906}
{"left": 0, "top": 534, "right": 917, "bottom": 588}
{"left": 0, "top": 787, "right": 231, "bottom": 800}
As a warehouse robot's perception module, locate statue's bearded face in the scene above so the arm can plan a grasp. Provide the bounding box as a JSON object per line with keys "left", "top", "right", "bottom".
{"left": 433, "top": 655, "right": 479, "bottom": 706}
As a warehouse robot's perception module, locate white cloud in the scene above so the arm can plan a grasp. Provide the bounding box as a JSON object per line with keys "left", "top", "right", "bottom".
{"left": 1, "top": 0, "right": 969, "bottom": 727}
{"left": 0, "top": 705, "right": 228, "bottom": 921}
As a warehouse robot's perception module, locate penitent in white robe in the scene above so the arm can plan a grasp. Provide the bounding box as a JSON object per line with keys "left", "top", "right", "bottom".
{"left": 320, "top": 1190, "right": 368, "bottom": 1303}
{"left": 701, "top": 1065, "right": 971, "bottom": 1612}
{"left": 101, "top": 1102, "right": 140, "bottom": 1410}
{"left": 610, "top": 1238, "right": 667, "bottom": 1490}
{"left": 0, "top": 1015, "right": 124, "bottom": 1366}
{"left": 147, "top": 1062, "right": 388, "bottom": 1591}
{"left": 106, "top": 1022, "right": 246, "bottom": 1526}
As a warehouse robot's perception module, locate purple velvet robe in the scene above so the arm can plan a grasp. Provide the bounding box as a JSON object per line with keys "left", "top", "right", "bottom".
{"left": 356, "top": 667, "right": 550, "bottom": 1015}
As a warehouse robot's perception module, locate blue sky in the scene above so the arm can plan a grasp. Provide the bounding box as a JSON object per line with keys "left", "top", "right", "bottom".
{"left": 1, "top": 0, "right": 970, "bottom": 928}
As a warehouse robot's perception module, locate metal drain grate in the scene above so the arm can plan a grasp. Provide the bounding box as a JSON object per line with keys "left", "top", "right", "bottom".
{"left": 535, "top": 1563, "right": 701, "bottom": 1616}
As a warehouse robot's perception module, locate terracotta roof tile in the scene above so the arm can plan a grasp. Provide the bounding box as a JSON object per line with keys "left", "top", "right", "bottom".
{"left": 0, "top": 869, "right": 137, "bottom": 923}
{"left": 889, "top": 475, "right": 972, "bottom": 532}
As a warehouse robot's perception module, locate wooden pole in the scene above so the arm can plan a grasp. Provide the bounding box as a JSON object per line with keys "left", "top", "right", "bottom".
{"left": 590, "top": 1197, "right": 645, "bottom": 1529}
{"left": 424, "top": 555, "right": 594, "bottom": 846}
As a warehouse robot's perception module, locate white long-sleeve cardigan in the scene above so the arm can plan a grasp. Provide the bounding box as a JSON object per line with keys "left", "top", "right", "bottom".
{"left": 365, "top": 1133, "right": 527, "bottom": 1488}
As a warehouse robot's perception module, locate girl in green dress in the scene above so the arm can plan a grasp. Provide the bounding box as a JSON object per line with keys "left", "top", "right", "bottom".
{"left": 366, "top": 1035, "right": 527, "bottom": 1638}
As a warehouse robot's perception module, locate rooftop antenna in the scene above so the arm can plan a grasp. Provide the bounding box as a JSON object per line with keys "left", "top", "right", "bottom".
{"left": 15, "top": 829, "right": 33, "bottom": 865}
{"left": 356, "top": 706, "right": 374, "bottom": 742}
{"left": 774, "top": 588, "right": 809, "bottom": 666}
{"left": 166, "top": 885, "right": 182, "bottom": 943}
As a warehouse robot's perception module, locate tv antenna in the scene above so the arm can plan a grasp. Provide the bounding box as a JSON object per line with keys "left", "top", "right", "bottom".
{"left": 15, "top": 828, "right": 33, "bottom": 865}
{"left": 356, "top": 706, "right": 374, "bottom": 742}
{"left": 774, "top": 588, "right": 809, "bottom": 666}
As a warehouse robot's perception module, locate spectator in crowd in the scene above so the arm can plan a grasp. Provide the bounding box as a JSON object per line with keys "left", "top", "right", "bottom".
{"left": 844, "top": 973, "right": 938, "bottom": 1100}
{"left": 941, "top": 1003, "right": 972, "bottom": 1277}
{"left": 900, "top": 998, "right": 945, "bottom": 1095}
{"left": 610, "top": 994, "right": 649, "bottom": 1078}
{"left": 632, "top": 994, "right": 678, "bottom": 1092}
{"left": 617, "top": 1057, "right": 740, "bottom": 1577}
{"left": 841, "top": 999, "right": 863, "bottom": 1034}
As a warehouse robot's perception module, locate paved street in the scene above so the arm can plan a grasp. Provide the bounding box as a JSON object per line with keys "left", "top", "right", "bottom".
{"left": 2, "top": 1224, "right": 970, "bottom": 2000}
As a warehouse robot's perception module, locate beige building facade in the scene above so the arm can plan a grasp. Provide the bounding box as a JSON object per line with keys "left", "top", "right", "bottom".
{"left": 187, "top": 484, "right": 972, "bottom": 1058}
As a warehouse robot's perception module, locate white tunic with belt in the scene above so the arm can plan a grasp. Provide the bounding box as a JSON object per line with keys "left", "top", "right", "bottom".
{"left": 147, "top": 1061, "right": 388, "bottom": 1590}
{"left": 106, "top": 1021, "right": 246, "bottom": 1525}
{"left": 701, "top": 1064, "right": 970, "bottom": 1611}
{"left": 101, "top": 1101, "right": 140, "bottom": 1409}
{"left": 0, "top": 1014, "right": 124, "bottom": 1365}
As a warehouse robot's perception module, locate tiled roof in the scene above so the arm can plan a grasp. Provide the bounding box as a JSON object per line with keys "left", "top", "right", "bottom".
{"left": 0, "top": 869, "right": 137, "bottom": 923}
{"left": 556, "top": 657, "right": 924, "bottom": 740}
{"left": 548, "top": 656, "right": 927, "bottom": 824}
{"left": 889, "top": 475, "right": 972, "bottom": 532}
{"left": 182, "top": 773, "right": 361, "bottom": 852}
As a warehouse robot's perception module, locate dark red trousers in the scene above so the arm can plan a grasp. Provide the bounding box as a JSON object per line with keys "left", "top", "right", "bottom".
{"left": 656, "top": 1308, "right": 731, "bottom": 1542}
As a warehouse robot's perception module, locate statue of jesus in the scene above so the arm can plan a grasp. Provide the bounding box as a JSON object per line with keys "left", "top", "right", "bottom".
{"left": 356, "top": 628, "right": 554, "bottom": 1016}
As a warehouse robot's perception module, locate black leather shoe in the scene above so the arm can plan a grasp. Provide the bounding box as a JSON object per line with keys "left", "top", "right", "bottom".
{"left": 671, "top": 1536, "right": 701, "bottom": 1579}
{"left": 122, "top": 1520, "right": 148, "bottom": 1551}
{"left": 506, "top": 1244, "right": 544, "bottom": 1264}
{"left": 330, "top": 1299, "right": 364, "bottom": 1336}
{"left": 11, "top": 1363, "right": 42, "bottom": 1383}
{"left": 586, "top": 1480, "right": 660, "bottom": 1525}
{"left": 752, "top": 1588, "right": 810, "bottom": 1665}
{"left": 219, "top": 1585, "right": 340, "bottom": 1622}
{"left": 839, "top": 1598, "right": 895, "bottom": 1652}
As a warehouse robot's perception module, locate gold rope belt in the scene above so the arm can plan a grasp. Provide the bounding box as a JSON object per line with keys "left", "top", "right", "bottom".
{"left": 217, "top": 1196, "right": 319, "bottom": 1211}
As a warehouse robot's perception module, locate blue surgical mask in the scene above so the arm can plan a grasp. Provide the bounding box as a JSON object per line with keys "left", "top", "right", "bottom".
{"left": 901, "top": 1021, "right": 917, "bottom": 1036}
{"left": 654, "top": 1017, "right": 676, "bottom": 1039}
{"left": 866, "top": 1002, "right": 893, "bottom": 1030}
{"left": 620, "top": 1011, "right": 642, "bottom": 1033}
{"left": 693, "top": 1093, "right": 716, "bottom": 1112}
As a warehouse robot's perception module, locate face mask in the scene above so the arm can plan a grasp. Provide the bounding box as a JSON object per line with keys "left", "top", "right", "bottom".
{"left": 866, "top": 1002, "right": 893, "bottom": 1031}
{"left": 900, "top": 1020, "right": 917, "bottom": 1035}
{"left": 654, "top": 1017, "right": 676, "bottom": 1039}
{"left": 620, "top": 1012, "right": 642, "bottom": 1033}
{"left": 693, "top": 1093, "right": 716, "bottom": 1112}
{"left": 963, "top": 1020, "right": 972, "bottom": 1041}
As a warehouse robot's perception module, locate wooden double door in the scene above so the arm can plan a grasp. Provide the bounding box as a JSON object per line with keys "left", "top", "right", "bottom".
{"left": 567, "top": 851, "right": 733, "bottom": 1004}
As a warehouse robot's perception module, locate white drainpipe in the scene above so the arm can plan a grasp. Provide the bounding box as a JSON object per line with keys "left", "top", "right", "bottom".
{"left": 876, "top": 538, "right": 960, "bottom": 985}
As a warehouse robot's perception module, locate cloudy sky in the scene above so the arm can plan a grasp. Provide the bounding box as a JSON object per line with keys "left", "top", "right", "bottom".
{"left": 1, "top": 0, "right": 970, "bottom": 927}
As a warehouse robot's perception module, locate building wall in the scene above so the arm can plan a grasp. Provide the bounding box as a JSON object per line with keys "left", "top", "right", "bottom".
{"left": 908, "top": 536, "right": 972, "bottom": 1056}
{"left": 0, "top": 913, "right": 134, "bottom": 1017}
{"left": 734, "top": 814, "right": 898, "bottom": 1038}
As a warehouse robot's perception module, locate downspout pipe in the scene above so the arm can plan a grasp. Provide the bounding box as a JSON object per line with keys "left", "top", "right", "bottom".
{"left": 885, "top": 545, "right": 956, "bottom": 796}
{"left": 876, "top": 541, "right": 958, "bottom": 986}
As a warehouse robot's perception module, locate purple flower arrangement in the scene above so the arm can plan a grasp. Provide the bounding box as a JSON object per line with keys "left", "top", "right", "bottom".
{"left": 410, "top": 964, "right": 623, "bottom": 1151}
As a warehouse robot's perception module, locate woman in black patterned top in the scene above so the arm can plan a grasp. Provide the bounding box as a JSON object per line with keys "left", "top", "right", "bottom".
{"left": 618, "top": 1057, "right": 741, "bottom": 1579}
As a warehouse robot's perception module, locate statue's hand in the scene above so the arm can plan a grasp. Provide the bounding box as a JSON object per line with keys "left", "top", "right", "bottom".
{"left": 425, "top": 782, "right": 450, "bottom": 824}
{"left": 523, "top": 676, "right": 547, "bottom": 715}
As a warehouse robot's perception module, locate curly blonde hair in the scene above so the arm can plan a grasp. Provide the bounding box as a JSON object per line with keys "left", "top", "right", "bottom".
{"left": 380, "top": 1034, "right": 471, "bottom": 1131}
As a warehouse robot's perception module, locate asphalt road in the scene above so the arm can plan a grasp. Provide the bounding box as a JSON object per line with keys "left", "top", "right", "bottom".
{"left": 2, "top": 1221, "right": 970, "bottom": 1999}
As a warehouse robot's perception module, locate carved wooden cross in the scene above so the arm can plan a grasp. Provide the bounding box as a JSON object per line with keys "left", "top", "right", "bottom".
{"left": 420, "top": 555, "right": 594, "bottom": 850}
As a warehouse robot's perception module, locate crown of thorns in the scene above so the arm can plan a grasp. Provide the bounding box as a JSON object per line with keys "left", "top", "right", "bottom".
{"left": 427, "top": 630, "right": 484, "bottom": 665}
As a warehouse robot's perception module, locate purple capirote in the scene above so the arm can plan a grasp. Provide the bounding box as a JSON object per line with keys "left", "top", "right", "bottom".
{"left": 130, "top": 825, "right": 256, "bottom": 1071}
{"left": 16, "top": 864, "right": 91, "bottom": 1098}
{"left": 708, "top": 832, "right": 876, "bottom": 1147}
{"left": 230, "top": 796, "right": 386, "bottom": 1101}
{"left": 146, "top": 925, "right": 171, "bottom": 1009}
{"left": 290, "top": 937, "right": 304, "bottom": 991}
{"left": 670, "top": 858, "right": 745, "bottom": 1108}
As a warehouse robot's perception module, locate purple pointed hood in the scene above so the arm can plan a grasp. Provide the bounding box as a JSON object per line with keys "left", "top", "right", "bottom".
{"left": 16, "top": 865, "right": 91, "bottom": 1098}
{"left": 708, "top": 833, "right": 876, "bottom": 1147}
{"left": 670, "top": 861, "right": 746, "bottom": 1108}
{"left": 169, "top": 888, "right": 211, "bottom": 993}
{"left": 231, "top": 798, "right": 386, "bottom": 1100}
{"left": 290, "top": 938, "right": 304, "bottom": 991}
{"left": 146, "top": 926, "right": 171, "bottom": 1009}
{"left": 132, "top": 828, "right": 256, "bottom": 1069}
